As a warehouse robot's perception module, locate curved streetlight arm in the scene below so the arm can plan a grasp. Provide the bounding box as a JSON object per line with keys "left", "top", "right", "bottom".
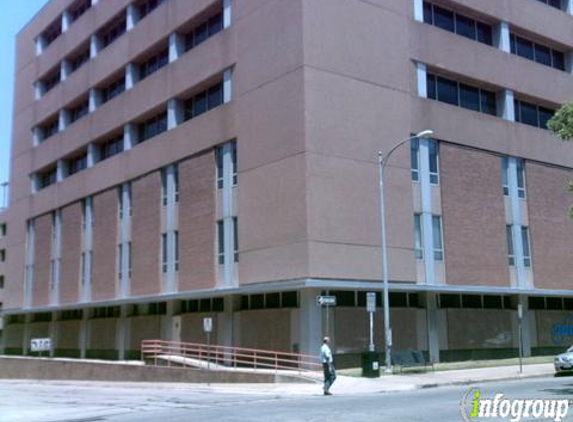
{"left": 379, "top": 133, "right": 430, "bottom": 170}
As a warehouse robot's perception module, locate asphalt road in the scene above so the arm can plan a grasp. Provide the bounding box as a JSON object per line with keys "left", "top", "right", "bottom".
{"left": 2, "top": 376, "right": 573, "bottom": 422}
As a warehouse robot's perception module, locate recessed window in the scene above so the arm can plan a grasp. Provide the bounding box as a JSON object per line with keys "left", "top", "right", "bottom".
{"left": 137, "top": 0, "right": 167, "bottom": 20}
{"left": 184, "top": 11, "right": 223, "bottom": 52}
{"left": 38, "top": 167, "right": 58, "bottom": 189}
{"left": 535, "top": 0, "right": 562, "bottom": 10}
{"left": 139, "top": 49, "right": 169, "bottom": 80}
{"left": 68, "top": 0, "right": 91, "bottom": 22}
{"left": 514, "top": 99, "right": 555, "bottom": 129}
{"left": 501, "top": 157, "right": 526, "bottom": 199}
{"left": 427, "top": 73, "right": 497, "bottom": 116}
{"left": 414, "top": 214, "right": 444, "bottom": 261}
{"left": 439, "top": 294, "right": 461, "bottom": 308}
{"left": 137, "top": 112, "right": 167, "bottom": 143}
{"left": 510, "top": 33, "right": 566, "bottom": 71}
{"left": 0, "top": 249, "right": 5, "bottom": 262}
{"left": 41, "top": 19, "right": 62, "bottom": 48}
{"left": 69, "top": 99, "right": 89, "bottom": 124}
{"left": 184, "top": 81, "right": 223, "bottom": 121}
{"left": 67, "top": 152, "right": 88, "bottom": 176}
{"left": 410, "top": 138, "right": 439, "bottom": 184}
{"left": 161, "top": 233, "right": 168, "bottom": 273}
{"left": 423, "top": 2, "right": 492, "bottom": 46}
{"left": 99, "top": 14, "right": 127, "bottom": 49}
{"left": 101, "top": 77, "right": 126, "bottom": 104}
{"left": 42, "top": 69, "right": 61, "bottom": 94}
{"left": 69, "top": 46, "right": 90, "bottom": 73}
{"left": 98, "top": 134, "right": 124, "bottom": 161}
{"left": 0, "top": 223, "right": 6, "bottom": 237}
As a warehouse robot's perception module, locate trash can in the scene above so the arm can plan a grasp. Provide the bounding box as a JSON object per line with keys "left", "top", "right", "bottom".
{"left": 361, "top": 350, "right": 380, "bottom": 378}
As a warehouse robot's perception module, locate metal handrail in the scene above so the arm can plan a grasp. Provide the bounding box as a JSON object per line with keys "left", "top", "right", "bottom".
{"left": 141, "top": 339, "right": 322, "bottom": 373}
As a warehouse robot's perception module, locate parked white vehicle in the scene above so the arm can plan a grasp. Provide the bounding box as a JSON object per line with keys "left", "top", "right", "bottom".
{"left": 554, "top": 346, "right": 573, "bottom": 373}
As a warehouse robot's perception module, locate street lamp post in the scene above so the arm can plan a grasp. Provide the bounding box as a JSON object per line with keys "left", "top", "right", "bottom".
{"left": 378, "top": 129, "right": 433, "bottom": 374}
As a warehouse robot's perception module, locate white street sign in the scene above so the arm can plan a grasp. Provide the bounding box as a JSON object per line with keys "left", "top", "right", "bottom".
{"left": 31, "top": 338, "right": 51, "bottom": 352}
{"left": 203, "top": 317, "right": 213, "bottom": 333}
{"left": 366, "top": 292, "right": 377, "bottom": 313}
{"left": 317, "top": 295, "right": 337, "bottom": 306}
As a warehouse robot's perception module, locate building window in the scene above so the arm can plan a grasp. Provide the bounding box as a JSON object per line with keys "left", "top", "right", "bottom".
{"left": 98, "top": 134, "right": 124, "bottom": 161}
{"left": 138, "top": 112, "right": 167, "bottom": 143}
{"left": 0, "top": 249, "right": 5, "bottom": 262}
{"left": 67, "top": 153, "right": 88, "bottom": 176}
{"left": 69, "top": 46, "right": 90, "bottom": 73}
{"left": 42, "top": 69, "right": 61, "bottom": 94}
{"left": 506, "top": 225, "right": 515, "bottom": 266}
{"left": 68, "top": 0, "right": 91, "bottom": 22}
{"left": 0, "top": 223, "right": 6, "bottom": 237}
{"left": 510, "top": 33, "right": 565, "bottom": 71}
{"left": 174, "top": 165, "right": 179, "bottom": 203}
{"left": 522, "top": 227, "right": 531, "bottom": 268}
{"left": 161, "top": 233, "right": 168, "bottom": 273}
{"left": 427, "top": 73, "right": 497, "bottom": 116}
{"left": 101, "top": 77, "right": 126, "bottom": 104}
{"left": 514, "top": 99, "right": 555, "bottom": 129}
{"left": 161, "top": 169, "right": 168, "bottom": 206}
{"left": 217, "top": 220, "right": 224, "bottom": 265}
{"left": 137, "top": 0, "right": 167, "bottom": 20}
{"left": 139, "top": 49, "right": 168, "bottom": 80}
{"left": 41, "top": 20, "right": 62, "bottom": 48}
{"left": 174, "top": 230, "right": 179, "bottom": 272}
{"left": 414, "top": 214, "right": 443, "bottom": 261}
{"left": 501, "top": 157, "right": 526, "bottom": 198}
{"left": 99, "top": 14, "right": 127, "bottom": 49}
{"left": 215, "top": 140, "right": 237, "bottom": 189}
{"left": 423, "top": 2, "right": 492, "bottom": 46}
{"left": 535, "top": 0, "right": 562, "bottom": 10}
{"left": 414, "top": 214, "right": 423, "bottom": 259}
{"left": 40, "top": 118, "right": 60, "bottom": 142}
{"left": 38, "top": 167, "right": 58, "bottom": 189}
{"left": 70, "top": 99, "right": 89, "bottom": 123}
{"left": 410, "top": 138, "right": 439, "bottom": 184}
{"left": 118, "top": 244, "right": 123, "bottom": 279}
{"left": 184, "top": 81, "right": 224, "bottom": 121}
{"left": 184, "top": 11, "right": 223, "bottom": 52}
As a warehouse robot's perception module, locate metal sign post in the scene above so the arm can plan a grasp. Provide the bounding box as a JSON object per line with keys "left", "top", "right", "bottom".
{"left": 203, "top": 317, "right": 213, "bottom": 385}
{"left": 518, "top": 304, "right": 523, "bottom": 374}
{"left": 367, "top": 292, "right": 376, "bottom": 352}
{"left": 317, "top": 296, "right": 337, "bottom": 337}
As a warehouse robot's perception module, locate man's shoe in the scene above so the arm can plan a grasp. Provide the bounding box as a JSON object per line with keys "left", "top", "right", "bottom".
{"left": 324, "top": 391, "right": 332, "bottom": 396}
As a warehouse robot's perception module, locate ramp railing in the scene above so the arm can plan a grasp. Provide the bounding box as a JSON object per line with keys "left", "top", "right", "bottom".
{"left": 141, "top": 339, "right": 322, "bottom": 373}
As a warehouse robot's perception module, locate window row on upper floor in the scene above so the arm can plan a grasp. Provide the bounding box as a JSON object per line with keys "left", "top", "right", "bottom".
{"left": 36, "top": 0, "right": 227, "bottom": 99}
{"left": 36, "top": 0, "right": 166, "bottom": 56}
{"left": 33, "top": 72, "right": 231, "bottom": 192}
{"left": 422, "top": 1, "right": 571, "bottom": 73}
{"left": 423, "top": 69, "right": 557, "bottom": 130}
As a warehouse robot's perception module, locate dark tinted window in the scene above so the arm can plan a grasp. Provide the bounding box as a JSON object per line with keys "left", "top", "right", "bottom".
{"left": 476, "top": 22, "right": 492, "bottom": 45}
{"left": 332, "top": 290, "right": 355, "bottom": 307}
{"left": 552, "top": 50, "right": 565, "bottom": 70}
{"left": 480, "top": 90, "right": 497, "bottom": 116}
{"left": 389, "top": 292, "right": 407, "bottom": 308}
{"left": 462, "top": 295, "right": 482, "bottom": 309}
{"left": 433, "top": 6, "right": 454, "bottom": 32}
{"left": 213, "top": 297, "right": 224, "bottom": 312}
{"left": 459, "top": 83, "right": 479, "bottom": 111}
{"left": 250, "top": 294, "right": 264, "bottom": 310}
{"left": 423, "top": 1, "right": 433, "bottom": 24}
{"left": 138, "top": 112, "right": 167, "bottom": 143}
{"left": 529, "top": 296, "right": 545, "bottom": 310}
{"left": 516, "top": 36, "right": 534, "bottom": 60}
{"left": 426, "top": 73, "right": 436, "bottom": 100}
{"left": 538, "top": 107, "right": 554, "bottom": 129}
{"left": 534, "top": 44, "right": 551, "bottom": 66}
{"left": 547, "top": 297, "right": 563, "bottom": 310}
{"left": 440, "top": 294, "right": 461, "bottom": 308}
{"left": 437, "top": 76, "right": 458, "bottom": 105}
{"left": 266, "top": 293, "right": 280, "bottom": 309}
{"left": 282, "top": 291, "right": 298, "bottom": 308}
{"left": 455, "top": 14, "right": 476, "bottom": 40}
{"left": 483, "top": 295, "right": 503, "bottom": 309}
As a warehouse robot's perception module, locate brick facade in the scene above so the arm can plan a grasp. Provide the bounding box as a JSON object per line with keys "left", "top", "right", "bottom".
{"left": 32, "top": 214, "right": 52, "bottom": 307}
{"left": 92, "top": 189, "right": 118, "bottom": 300}
{"left": 60, "top": 202, "right": 82, "bottom": 304}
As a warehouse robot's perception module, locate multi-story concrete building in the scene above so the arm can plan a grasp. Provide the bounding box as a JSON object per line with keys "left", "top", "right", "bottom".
{"left": 2, "top": 0, "right": 573, "bottom": 364}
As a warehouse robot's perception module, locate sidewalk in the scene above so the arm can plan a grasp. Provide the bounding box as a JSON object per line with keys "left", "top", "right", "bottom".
{"left": 184, "top": 362, "right": 556, "bottom": 396}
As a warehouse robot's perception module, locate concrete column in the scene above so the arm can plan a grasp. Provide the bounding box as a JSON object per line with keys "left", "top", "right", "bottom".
{"left": 167, "top": 99, "right": 183, "bottom": 130}
{"left": 223, "top": 0, "right": 232, "bottom": 29}
{"left": 59, "top": 109, "right": 70, "bottom": 132}
{"left": 518, "top": 296, "right": 532, "bottom": 358}
{"left": 90, "top": 34, "right": 101, "bottom": 58}
{"left": 116, "top": 305, "right": 129, "bottom": 360}
{"left": 508, "top": 158, "right": 526, "bottom": 288}
{"left": 22, "top": 314, "right": 32, "bottom": 356}
{"left": 126, "top": 4, "right": 140, "bottom": 31}
{"left": 123, "top": 123, "right": 136, "bottom": 150}
{"left": 61, "top": 60, "right": 72, "bottom": 81}
{"left": 494, "top": 21, "right": 510, "bottom": 53}
{"left": 298, "top": 289, "right": 322, "bottom": 357}
{"left": 161, "top": 301, "right": 177, "bottom": 341}
{"left": 566, "top": 0, "right": 573, "bottom": 14}
{"left": 165, "top": 165, "right": 176, "bottom": 293}
{"left": 119, "top": 183, "right": 131, "bottom": 298}
{"left": 79, "top": 310, "right": 89, "bottom": 359}
{"left": 49, "top": 311, "right": 59, "bottom": 358}
{"left": 413, "top": 0, "right": 424, "bottom": 22}
{"left": 416, "top": 62, "right": 427, "bottom": 98}
{"left": 36, "top": 35, "right": 47, "bottom": 56}
{"left": 221, "top": 142, "right": 235, "bottom": 287}
{"left": 62, "top": 11, "right": 72, "bottom": 33}
{"left": 223, "top": 68, "right": 233, "bottom": 104}
{"left": 125, "top": 63, "right": 139, "bottom": 90}
{"left": 419, "top": 139, "right": 435, "bottom": 285}
{"left": 35, "top": 82, "right": 45, "bottom": 100}
{"left": 498, "top": 89, "right": 515, "bottom": 121}
{"left": 169, "top": 33, "right": 184, "bottom": 63}
{"left": 56, "top": 159, "right": 67, "bottom": 182}
{"left": 425, "top": 293, "right": 440, "bottom": 363}
{"left": 33, "top": 127, "right": 43, "bottom": 146}
{"left": 87, "top": 143, "right": 96, "bottom": 168}
{"left": 217, "top": 296, "right": 238, "bottom": 350}
{"left": 89, "top": 89, "right": 102, "bottom": 112}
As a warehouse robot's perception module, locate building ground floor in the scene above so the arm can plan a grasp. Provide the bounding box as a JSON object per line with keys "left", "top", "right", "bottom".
{"left": 1, "top": 283, "right": 573, "bottom": 367}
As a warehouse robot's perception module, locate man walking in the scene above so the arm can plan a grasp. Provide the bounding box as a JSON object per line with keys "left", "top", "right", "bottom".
{"left": 320, "top": 336, "right": 336, "bottom": 395}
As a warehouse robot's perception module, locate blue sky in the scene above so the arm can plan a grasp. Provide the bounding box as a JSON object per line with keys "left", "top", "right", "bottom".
{"left": 0, "top": 0, "right": 49, "bottom": 186}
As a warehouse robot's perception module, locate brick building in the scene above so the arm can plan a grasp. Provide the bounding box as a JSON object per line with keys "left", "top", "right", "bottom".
{"left": 1, "top": 0, "right": 573, "bottom": 363}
